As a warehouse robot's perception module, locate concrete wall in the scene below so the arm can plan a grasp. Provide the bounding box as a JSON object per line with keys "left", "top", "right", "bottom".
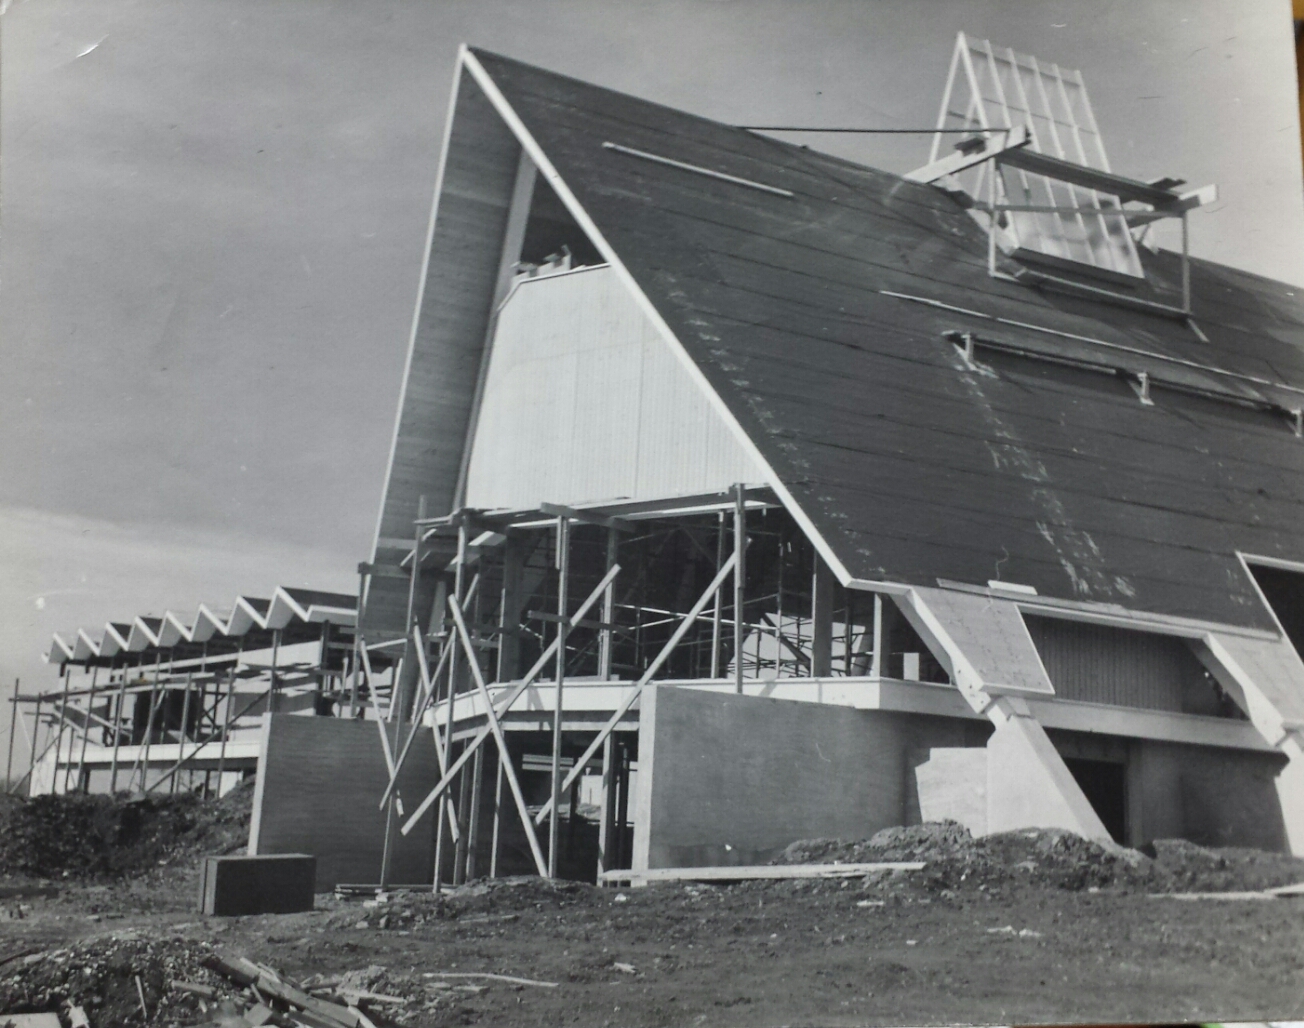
{"left": 631, "top": 686, "right": 975, "bottom": 869}
{"left": 249, "top": 714, "right": 437, "bottom": 890}
{"left": 916, "top": 729, "right": 1292, "bottom": 852}
{"left": 1130, "top": 739, "right": 1289, "bottom": 851}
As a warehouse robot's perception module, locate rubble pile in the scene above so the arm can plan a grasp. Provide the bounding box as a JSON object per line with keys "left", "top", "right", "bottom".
{"left": 0, "top": 935, "right": 220, "bottom": 1027}
{"left": 0, "top": 783, "right": 253, "bottom": 882}
{"left": 777, "top": 821, "right": 1304, "bottom": 893}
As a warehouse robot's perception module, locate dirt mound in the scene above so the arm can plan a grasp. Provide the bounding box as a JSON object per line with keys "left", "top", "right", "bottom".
{"left": 0, "top": 782, "right": 254, "bottom": 882}
{"left": 0, "top": 935, "right": 227, "bottom": 1027}
{"left": 777, "top": 821, "right": 1304, "bottom": 894}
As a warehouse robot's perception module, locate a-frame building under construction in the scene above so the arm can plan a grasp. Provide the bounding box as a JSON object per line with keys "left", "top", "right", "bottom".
{"left": 36, "top": 41, "right": 1304, "bottom": 888}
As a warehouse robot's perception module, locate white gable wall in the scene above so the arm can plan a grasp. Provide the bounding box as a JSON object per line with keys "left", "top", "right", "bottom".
{"left": 464, "top": 265, "right": 764, "bottom": 510}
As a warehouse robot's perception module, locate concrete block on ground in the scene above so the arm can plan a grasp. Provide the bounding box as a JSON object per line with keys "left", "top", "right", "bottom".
{"left": 915, "top": 748, "right": 988, "bottom": 835}
{"left": 199, "top": 853, "right": 315, "bottom": 916}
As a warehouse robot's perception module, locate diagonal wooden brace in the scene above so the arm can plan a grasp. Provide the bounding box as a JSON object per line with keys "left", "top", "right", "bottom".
{"left": 534, "top": 552, "right": 737, "bottom": 826}
{"left": 378, "top": 624, "right": 453, "bottom": 807}
{"left": 396, "top": 564, "right": 620, "bottom": 837}
{"left": 436, "top": 594, "right": 548, "bottom": 876}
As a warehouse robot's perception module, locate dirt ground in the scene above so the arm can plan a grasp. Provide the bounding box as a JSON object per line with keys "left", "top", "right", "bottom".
{"left": 3, "top": 798, "right": 1304, "bottom": 1028}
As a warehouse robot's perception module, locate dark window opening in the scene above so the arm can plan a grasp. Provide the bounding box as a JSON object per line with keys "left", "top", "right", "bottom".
{"left": 518, "top": 175, "right": 604, "bottom": 270}
{"left": 1063, "top": 757, "right": 1127, "bottom": 844}
{"left": 1248, "top": 563, "right": 1304, "bottom": 658}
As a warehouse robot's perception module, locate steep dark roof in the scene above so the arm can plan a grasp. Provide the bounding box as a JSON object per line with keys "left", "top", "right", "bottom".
{"left": 473, "top": 49, "right": 1304, "bottom": 631}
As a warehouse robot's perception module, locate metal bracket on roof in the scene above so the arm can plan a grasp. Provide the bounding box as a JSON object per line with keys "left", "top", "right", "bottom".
{"left": 903, "top": 124, "right": 1031, "bottom": 184}
{"left": 1125, "top": 370, "right": 1154, "bottom": 406}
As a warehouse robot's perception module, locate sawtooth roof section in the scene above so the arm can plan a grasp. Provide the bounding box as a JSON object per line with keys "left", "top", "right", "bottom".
{"left": 470, "top": 48, "right": 1304, "bottom": 631}
{"left": 45, "top": 586, "right": 357, "bottom": 667}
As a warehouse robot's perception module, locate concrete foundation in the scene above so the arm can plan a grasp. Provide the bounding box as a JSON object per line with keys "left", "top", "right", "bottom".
{"left": 631, "top": 686, "right": 978, "bottom": 869}
{"left": 248, "top": 714, "right": 437, "bottom": 890}
{"left": 631, "top": 686, "right": 1296, "bottom": 868}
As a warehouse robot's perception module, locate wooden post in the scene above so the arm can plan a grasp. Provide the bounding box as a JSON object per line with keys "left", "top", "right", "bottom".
{"left": 489, "top": 747, "right": 504, "bottom": 878}
{"left": 811, "top": 558, "right": 834, "bottom": 678}
{"left": 733, "top": 485, "right": 747, "bottom": 693}
{"left": 434, "top": 522, "right": 468, "bottom": 894}
{"left": 379, "top": 743, "right": 398, "bottom": 890}
{"left": 596, "top": 733, "right": 616, "bottom": 878}
{"left": 497, "top": 533, "right": 524, "bottom": 682}
{"left": 614, "top": 739, "right": 631, "bottom": 869}
{"left": 598, "top": 526, "right": 618, "bottom": 680}
{"left": 137, "top": 656, "right": 163, "bottom": 792}
{"left": 53, "top": 665, "right": 72, "bottom": 793}
{"left": 172, "top": 673, "right": 194, "bottom": 795}
{"left": 109, "top": 663, "right": 127, "bottom": 793}
{"left": 317, "top": 621, "right": 331, "bottom": 715}
{"left": 27, "top": 692, "right": 43, "bottom": 797}
{"left": 75, "top": 666, "right": 99, "bottom": 793}
{"left": 268, "top": 631, "right": 281, "bottom": 714}
{"left": 351, "top": 566, "right": 369, "bottom": 718}
{"left": 871, "top": 594, "right": 885, "bottom": 679}
{"left": 5, "top": 679, "right": 18, "bottom": 794}
{"left": 548, "top": 515, "right": 570, "bottom": 877}
{"left": 714, "top": 514, "right": 725, "bottom": 683}
{"left": 453, "top": 742, "right": 472, "bottom": 885}
{"left": 215, "top": 640, "right": 242, "bottom": 794}
{"left": 465, "top": 745, "right": 485, "bottom": 880}
{"left": 401, "top": 495, "right": 427, "bottom": 724}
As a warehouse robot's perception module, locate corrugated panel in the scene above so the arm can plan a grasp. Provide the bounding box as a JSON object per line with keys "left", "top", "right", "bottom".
{"left": 1023, "top": 615, "right": 1207, "bottom": 712}
{"left": 464, "top": 265, "right": 762, "bottom": 510}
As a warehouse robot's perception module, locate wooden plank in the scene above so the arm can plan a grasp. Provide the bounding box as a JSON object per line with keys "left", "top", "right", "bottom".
{"left": 600, "top": 861, "right": 925, "bottom": 883}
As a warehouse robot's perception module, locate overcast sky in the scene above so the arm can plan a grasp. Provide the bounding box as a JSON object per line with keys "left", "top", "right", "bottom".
{"left": 2, "top": 0, "right": 1301, "bottom": 769}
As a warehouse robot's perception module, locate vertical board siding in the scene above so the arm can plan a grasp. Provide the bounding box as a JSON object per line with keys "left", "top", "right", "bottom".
{"left": 1023, "top": 615, "right": 1208, "bottom": 712}
{"left": 465, "top": 266, "right": 763, "bottom": 510}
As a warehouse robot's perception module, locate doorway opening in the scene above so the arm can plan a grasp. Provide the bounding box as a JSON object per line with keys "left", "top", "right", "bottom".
{"left": 1063, "top": 757, "right": 1127, "bottom": 844}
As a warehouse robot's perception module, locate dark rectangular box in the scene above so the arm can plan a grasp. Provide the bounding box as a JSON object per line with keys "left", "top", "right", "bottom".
{"left": 199, "top": 853, "right": 316, "bottom": 916}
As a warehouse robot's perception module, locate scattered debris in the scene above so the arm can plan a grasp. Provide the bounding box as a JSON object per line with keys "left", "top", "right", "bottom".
{"left": 132, "top": 975, "right": 148, "bottom": 1021}
{"left": 422, "top": 972, "right": 557, "bottom": 988}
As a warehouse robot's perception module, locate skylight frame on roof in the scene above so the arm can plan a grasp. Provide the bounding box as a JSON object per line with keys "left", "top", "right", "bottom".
{"left": 905, "top": 33, "right": 1219, "bottom": 320}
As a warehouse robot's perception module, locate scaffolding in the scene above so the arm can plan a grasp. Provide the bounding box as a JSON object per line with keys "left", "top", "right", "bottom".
{"left": 11, "top": 592, "right": 374, "bottom": 799}
{"left": 360, "top": 485, "right": 947, "bottom": 888}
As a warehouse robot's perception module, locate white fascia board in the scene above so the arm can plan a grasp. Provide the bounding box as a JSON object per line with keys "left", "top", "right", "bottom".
{"left": 227, "top": 598, "right": 270, "bottom": 635}
{"left": 99, "top": 626, "right": 129, "bottom": 658}
{"left": 369, "top": 46, "right": 469, "bottom": 562}
{"left": 192, "top": 606, "right": 228, "bottom": 642}
{"left": 458, "top": 48, "right": 858, "bottom": 592}
{"left": 156, "top": 614, "right": 190, "bottom": 648}
{"left": 850, "top": 576, "right": 1281, "bottom": 644}
{"left": 126, "top": 618, "right": 162, "bottom": 652}
{"left": 264, "top": 588, "right": 305, "bottom": 630}
{"left": 75, "top": 630, "right": 102, "bottom": 661}
{"left": 45, "top": 634, "right": 76, "bottom": 664}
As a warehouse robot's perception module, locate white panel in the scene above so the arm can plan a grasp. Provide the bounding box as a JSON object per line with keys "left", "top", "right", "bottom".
{"left": 905, "top": 587, "right": 1056, "bottom": 695}
{"left": 465, "top": 266, "right": 763, "bottom": 510}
